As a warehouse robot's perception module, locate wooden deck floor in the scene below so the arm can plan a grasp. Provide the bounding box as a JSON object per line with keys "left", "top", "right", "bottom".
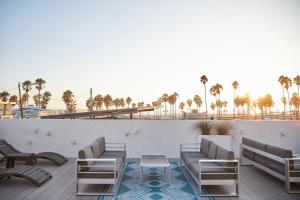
{"left": 0, "top": 158, "right": 299, "bottom": 200}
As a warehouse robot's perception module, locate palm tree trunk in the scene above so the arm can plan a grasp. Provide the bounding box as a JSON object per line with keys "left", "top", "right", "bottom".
{"left": 204, "top": 85, "right": 207, "bottom": 118}
{"left": 233, "top": 90, "right": 236, "bottom": 118}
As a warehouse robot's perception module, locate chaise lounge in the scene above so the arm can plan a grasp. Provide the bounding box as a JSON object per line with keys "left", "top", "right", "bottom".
{"left": 180, "top": 138, "right": 239, "bottom": 197}
{"left": 0, "top": 165, "right": 52, "bottom": 186}
{"left": 240, "top": 137, "right": 300, "bottom": 193}
{"left": 77, "top": 137, "right": 126, "bottom": 196}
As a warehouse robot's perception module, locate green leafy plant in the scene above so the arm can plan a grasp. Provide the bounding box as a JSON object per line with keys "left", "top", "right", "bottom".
{"left": 194, "top": 121, "right": 213, "bottom": 135}
{"left": 215, "top": 122, "right": 234, "bottom": 135}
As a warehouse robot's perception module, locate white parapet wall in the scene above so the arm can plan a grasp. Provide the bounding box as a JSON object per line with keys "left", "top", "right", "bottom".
{"left": 0, "top": 119, "right": 299, "bottom": 158}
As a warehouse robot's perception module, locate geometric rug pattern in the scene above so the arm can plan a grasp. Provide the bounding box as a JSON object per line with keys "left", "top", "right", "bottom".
{"left": 98, "top": 161, "right": 215, "bottom": 200}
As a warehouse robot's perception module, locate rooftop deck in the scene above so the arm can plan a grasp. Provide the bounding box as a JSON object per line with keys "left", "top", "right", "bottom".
{"left": 0, "top": 158, "right": 299, "bottom": 200}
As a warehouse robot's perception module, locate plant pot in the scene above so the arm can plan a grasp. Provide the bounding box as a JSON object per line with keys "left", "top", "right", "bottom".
{"left": 198, "top": 134, "right": 232, "bottom": 150}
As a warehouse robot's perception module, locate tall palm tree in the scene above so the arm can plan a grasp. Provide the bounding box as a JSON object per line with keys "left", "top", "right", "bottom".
{"left": 22, "top": 80, "right": 32, "bottom": 106}
{"left": 0, "top": 91, "right": 10, "bottom": 102}
{"left": 162, "top": 94, "right": 168, "bottom": 116}
{"left": 294, "top": 75, "right": 300, "bottom": 96}
{"left": 193, "top": 95, "right": 202, "bottom": 117}
{"left": 156, "top": 97, "right": 162, "bottom": 118}
{"left": 35, "top": 78, "right": 46, "bottom": 107}
{"left": 173, "top": 92, "right": 179, "bottom": 118}
{"left": 120, "top": 98, "right": 125, "bottom": 108}
{"left": 9, "top": 95, "right": 18, "bottom": 103}
{"left": 132, "top": 103, "right": 136, "bottom": 108}
{"left": 278, "top": 75, "right": 286, "bottom": 115}
{"left": 232, "top": 81, "right": 239, "bottom": 117}
{"left": 41, "top": 91, "right": 52, "bottom": 109}
{"left": 283, "top": 76, "right": 292, "bottom": 117}
{"left": 126, "top": 97, "right": 132, "bottom": 108}
{"left": 94, "top": 94, "right": 104, "bottom": 110}
{"left": 200, "top": 75, "right": 208, "bottom": 117}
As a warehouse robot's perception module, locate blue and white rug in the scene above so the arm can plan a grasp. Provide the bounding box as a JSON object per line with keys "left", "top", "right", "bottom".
{"left": 98, "top": 161, "right": 215, "bottom": 200}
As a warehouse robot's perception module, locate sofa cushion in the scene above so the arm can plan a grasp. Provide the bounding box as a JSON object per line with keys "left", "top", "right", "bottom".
{"left": 267, "top": 159, "right": 285, "bottom": 175}
{"left": 96, "top": 137, "right": 106, "bottom": 154}
{"left": 208, "top": 143, "right": 218, "bottom": 159}
{"left": 78, "top": 145, "right": 95, "bottom": 170}
{"left": 254, "top": 154, "right": 269, "bottom": 167}
{"left": 216, "top": 146, "right": 235, "bottom": 167}
{"left": 200, "top": 138, "right": 211, "bottom": 156}
{"left": 266, "top": 145, "right": 293, "bottom": 159}
{"left": 189, "top": 162, "right": 236, "bottom": 180}
{"left": 242, "top": 149, "right": 255, "bottom": 160}
{"left": 91, "top": 141, "right": 102, "bottom": 158}
{"left": 181, "top": 151, "right": 202, "bottom": 158}
{"left": 242, "top": 137, "right": 267, "bottom": 152}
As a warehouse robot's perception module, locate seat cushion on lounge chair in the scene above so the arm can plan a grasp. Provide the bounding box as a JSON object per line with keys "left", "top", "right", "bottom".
{"left": 254, "top": 154, "right": 269, "bottom": 167}
{"left": 208, "top": 143, "right": 218, "bottom": 159}
{"left": 267, "top": 159, "right": 285, "bottom": 175}
{"left": 102, "top": 151, "right": 126, "bottom": 160}
{"left": 266, "top": 145, "right": 293, "bottom": 158}
{"left": 78, "top": 145, "right": 95, "bottom": 170}
{"left": 242, "top": 149, "right": 255, "bottom": 160}
{"left": 181, "top": 151, "right": 203, "bottom": 158}
{"left": 242, "top": 137, "right": 267, "bottom": 152}
{"left": 96, "top": 137, "right": 106, "bottom": 154}
{"left": 91, "top": 141, "right": 102, "bottom": 158}
{"left": 189, "top": 162, "right": 236, "bottom": 180}
{"left": 200, "top": 138, "right": 211, "bottom": 156}
{"left": 34, "top": 152, "right": 68, "bottom": 166}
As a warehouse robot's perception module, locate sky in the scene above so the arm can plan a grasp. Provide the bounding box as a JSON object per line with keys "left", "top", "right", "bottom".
{"left": 0, "top": 0, "right": 300, "bottom": 111}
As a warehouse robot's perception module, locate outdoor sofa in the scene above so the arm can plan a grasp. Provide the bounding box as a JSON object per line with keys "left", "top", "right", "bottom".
{"left": 240, "top": 137, "right": 300, "bottom": 193}
{"left": 76, "top": 137, "right": 126, "bottom": 196}
{"left": 180, "top": 138, "right": 239, "bottom": 197}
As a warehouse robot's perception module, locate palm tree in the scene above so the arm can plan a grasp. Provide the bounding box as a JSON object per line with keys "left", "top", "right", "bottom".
{"left": 232, "top": 81, "right": 239, "bottom": 117}
{"left": 35, "top": 78, "right": 46, "bottom": 107}
{"left": 93, "top": 95, "right": 104, "bottom": 110}
{"left": 162, "top": 94, "right": 168, "bottom": 116}
{"left": 86, "top": 98, "right": 94, "bottom": 111}
{"left": 132, "top": 103, "right": 136, "bottom": 108}
{"left": 200, "top": 75, "right": 208, "bottom": 117}
{"left": 103, "top": 95, "right": 113, "bottom": 109}
{"left": 278, "top": 75, "right": 286, "bottom": 115}
{"left": 32, "top": 94, "right": 41, "bottom": 106}
{"left": 40, "top": 91, "right": 51, "bottom": 109}
{"left": 173, "top": 92, "right": 179, "bottom": 118}
{"left": 245, "top": 92, "right": 251, "bottom": 115}
{"left": 294, "top": 75, "right": 300, "bottom": 96}
{"left": 9, "top": 95, "right": 18, "bottom": 103}
{"left": 290, "top": 92, "right": 300, "bottom": 119}
{"left": 0, "top": 91, "right": 10, "bottom": 102}
{"left": 187, "top": 99, "right": 192, "bottom": 117}
{"left": 22, "top": 80, "right": 32, "bottom": 106}
{"left": 193, "top": 95, "right": 202, "bottom": 118}
{"left": 126, "top": 97, "right": 132, "bottom": 108}
{"left": 283, "top": 76, "right": 292, "bottom": 117}
{"left": 62, "top": 90, "right": 76, "bottom": 113}
{"left": 179, "top": 102, "right": 185, "bottom": 118}
{"left": 156, "top": 97, "right": 162, "bottom": 118}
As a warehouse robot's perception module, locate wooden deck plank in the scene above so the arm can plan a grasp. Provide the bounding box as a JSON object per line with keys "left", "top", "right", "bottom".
{"left": 1, "top": 158, "right": 300, "bottom": 200}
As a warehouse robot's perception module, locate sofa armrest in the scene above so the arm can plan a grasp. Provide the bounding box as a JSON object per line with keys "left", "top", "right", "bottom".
{"left": 180, "top": 143, "right": 201, "bottom": 152}
{"left": 105, "top": 143, "right": 126, "bottom": 152}
{"left": 76, "top": 158, "right": 117, "bottom": 172}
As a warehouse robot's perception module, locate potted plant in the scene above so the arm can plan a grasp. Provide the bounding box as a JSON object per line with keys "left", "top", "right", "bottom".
{"left": 195, "top": 121, "right": 234, "bottom": 149}
{"left": 215, "top": 122, "right": 234, "bottom": 135}
{"left": 193, "top": 121, "right": 213, "bottom": 135}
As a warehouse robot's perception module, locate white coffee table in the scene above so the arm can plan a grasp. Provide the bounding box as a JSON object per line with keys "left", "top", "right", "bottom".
{"left": 140, "top": 155, "right": 170, "bottom": 185}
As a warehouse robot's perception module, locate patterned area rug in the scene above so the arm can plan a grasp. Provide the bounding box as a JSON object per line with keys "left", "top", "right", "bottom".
{"left": 98, "top": 161, "right": 215, "bottom": 200}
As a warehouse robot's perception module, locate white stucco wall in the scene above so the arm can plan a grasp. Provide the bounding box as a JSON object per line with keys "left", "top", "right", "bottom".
{"left": 0, "top": 119, "right": 299, "bottom": 158}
